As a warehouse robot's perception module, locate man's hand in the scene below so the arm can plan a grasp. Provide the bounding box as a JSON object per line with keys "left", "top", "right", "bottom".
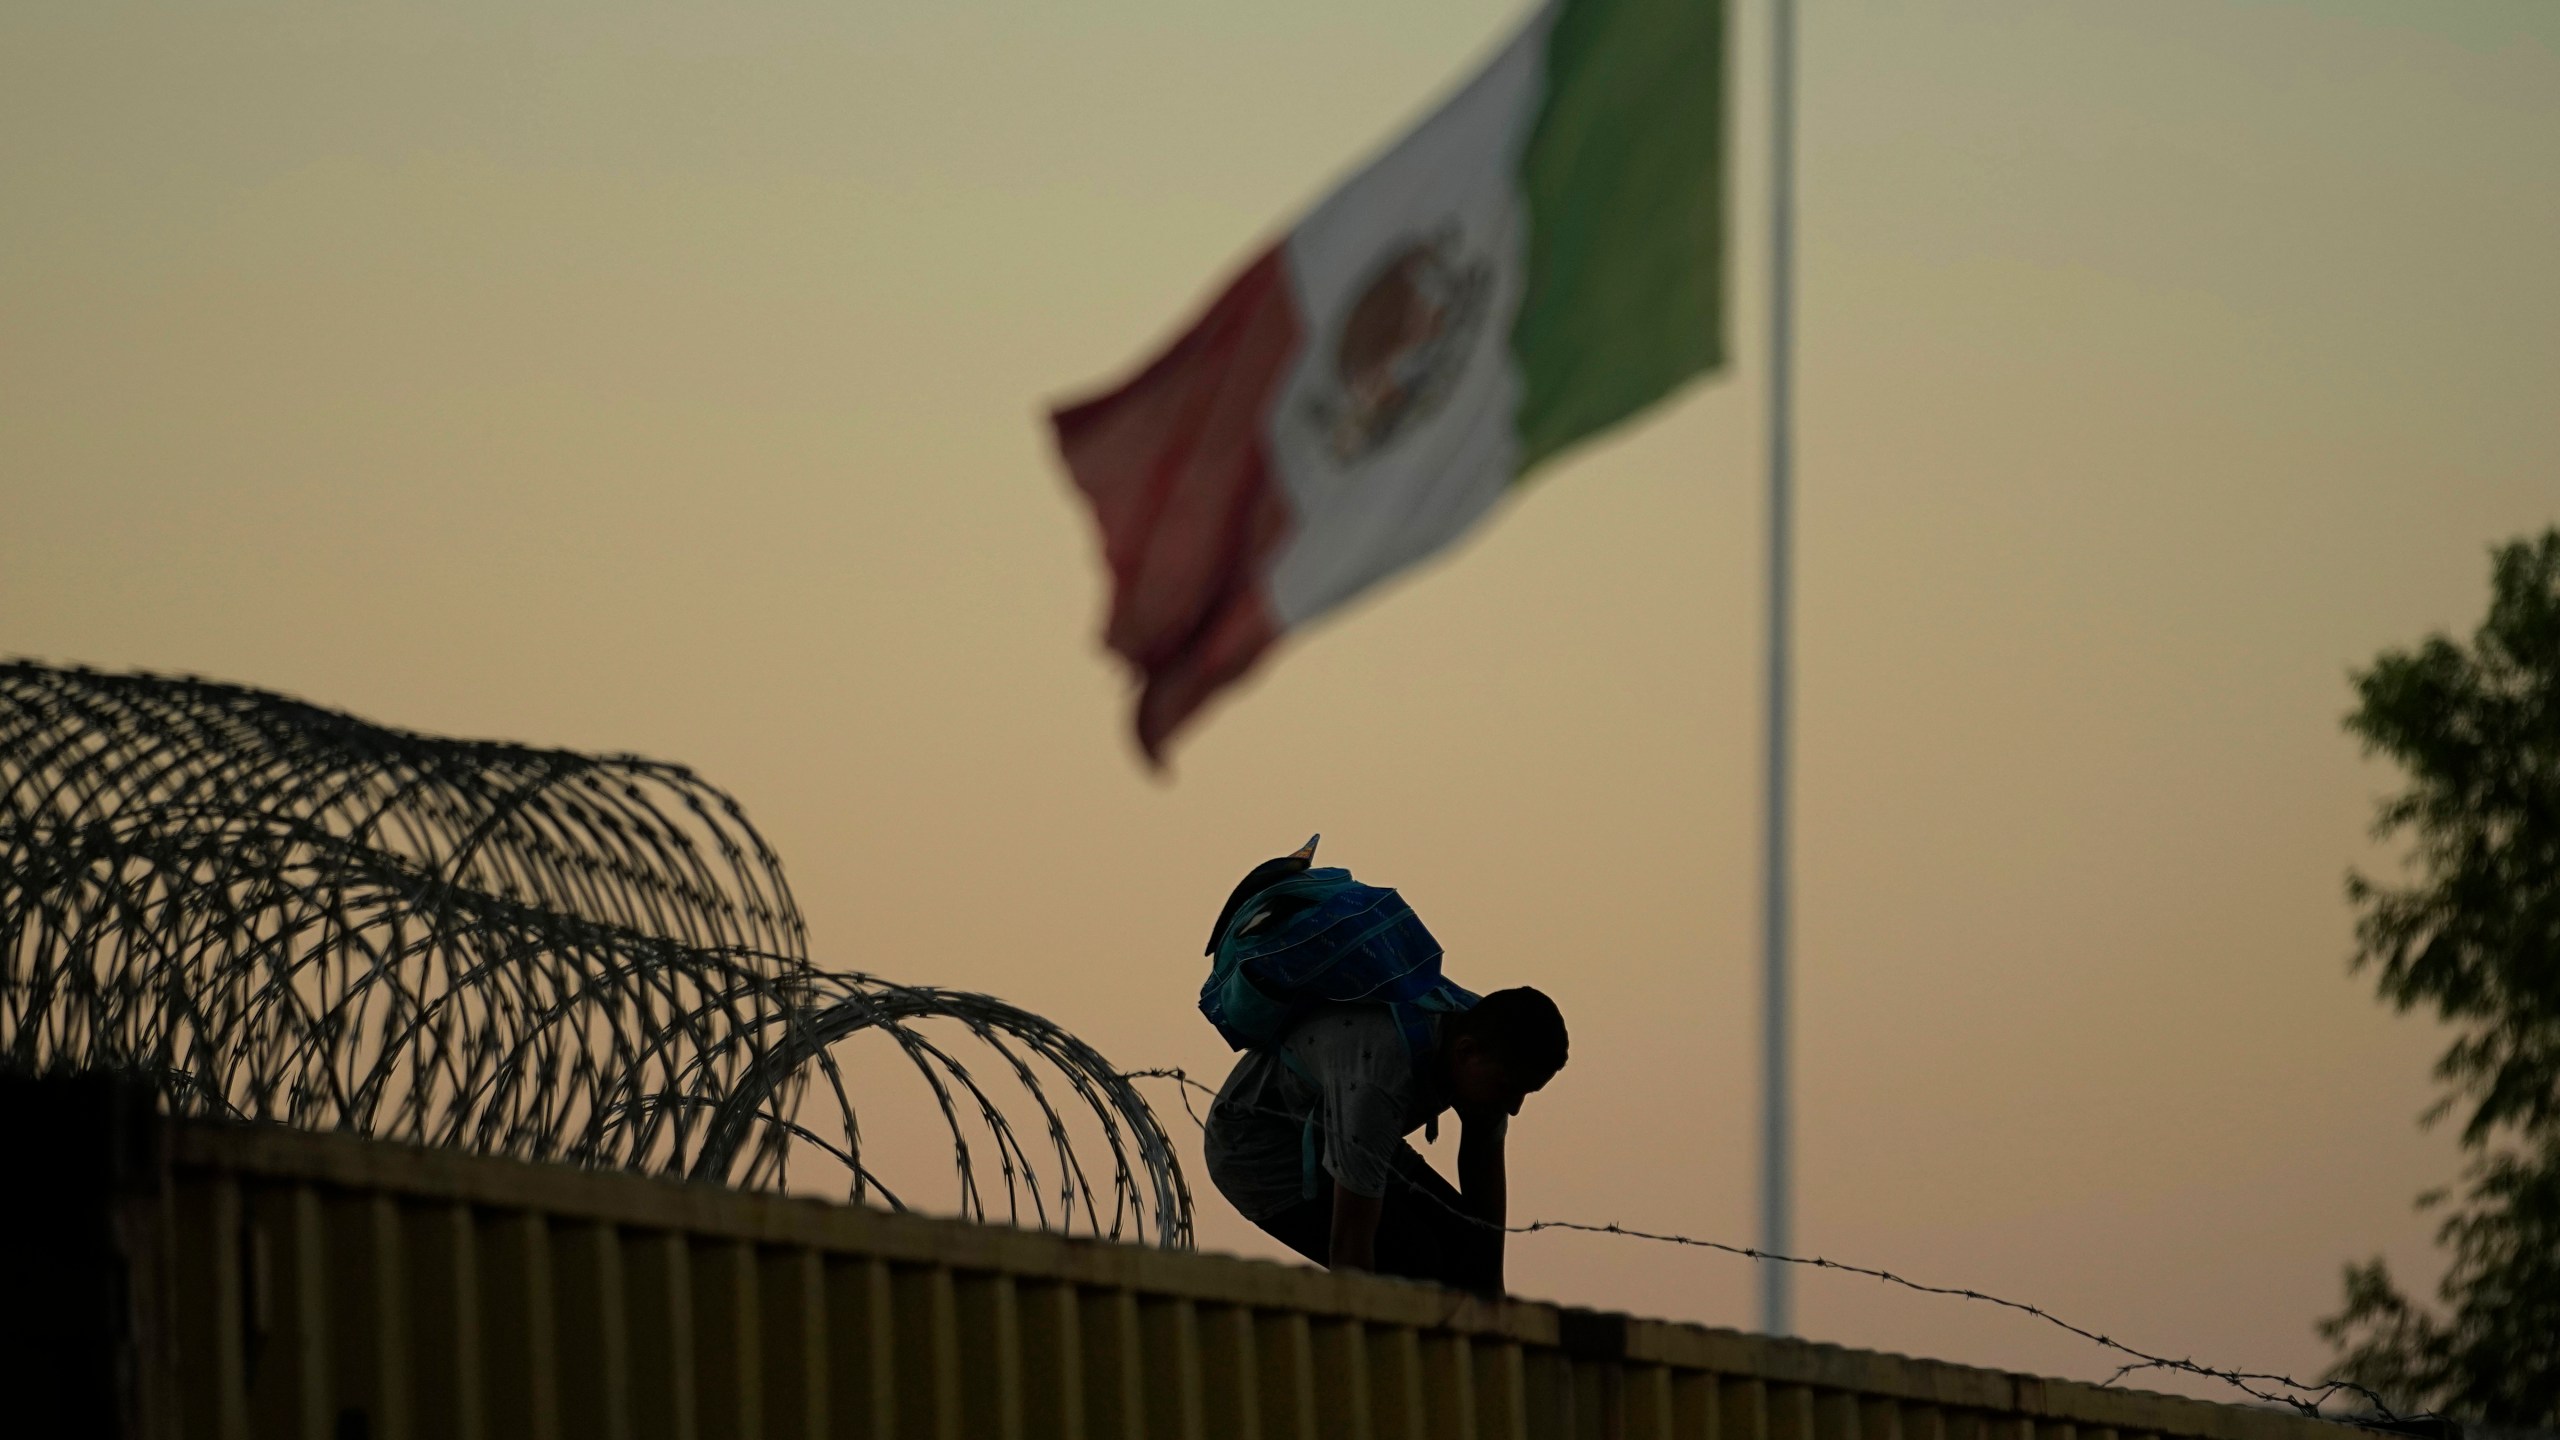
{"left": 1329, "top": 1182, "right": 1383, "bottom": 1272}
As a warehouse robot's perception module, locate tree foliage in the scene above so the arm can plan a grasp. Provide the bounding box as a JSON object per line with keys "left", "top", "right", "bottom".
{"left": 2321, "top": 529, "right": 2560, "bottom": 1425}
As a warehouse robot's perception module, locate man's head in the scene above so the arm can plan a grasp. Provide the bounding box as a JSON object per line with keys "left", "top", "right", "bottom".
{"left": 1442, "top": 986, "right": 1569, "bottom": 1117}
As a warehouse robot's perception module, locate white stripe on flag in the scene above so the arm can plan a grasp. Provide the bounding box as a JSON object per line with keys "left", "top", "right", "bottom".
{"left": 1266, "top": 5, "right": 1558, "bottom": 630}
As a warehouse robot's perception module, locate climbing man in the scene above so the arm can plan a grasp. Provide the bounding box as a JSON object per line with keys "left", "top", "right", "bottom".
{"left": 1196, "top": 837, "right": 1569, "bottom": 1295}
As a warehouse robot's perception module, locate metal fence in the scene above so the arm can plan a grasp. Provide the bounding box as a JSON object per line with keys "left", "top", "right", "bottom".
{"left": 7, "top": 1076, "right": 2361, "bottom": 1440}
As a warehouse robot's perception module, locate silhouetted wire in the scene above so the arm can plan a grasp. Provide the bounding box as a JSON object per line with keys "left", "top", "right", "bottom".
{"left": 1122, "top": 1066, "right": 2421, "bottom": 1427}
{"left": 0, "top": 661, "right": 1187, "bottom": 1247}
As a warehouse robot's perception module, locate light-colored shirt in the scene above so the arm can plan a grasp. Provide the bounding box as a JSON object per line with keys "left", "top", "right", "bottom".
{"left": 1202, "top": 1005, "right": 1499, "bottom": 1221}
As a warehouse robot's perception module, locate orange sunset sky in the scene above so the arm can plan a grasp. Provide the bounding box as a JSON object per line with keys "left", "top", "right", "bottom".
{"left": 6, "top": 0, "right": 2556, "bottom": 1402}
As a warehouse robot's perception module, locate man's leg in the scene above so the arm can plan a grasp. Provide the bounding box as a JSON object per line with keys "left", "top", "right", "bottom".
{"left": 1249, "top": 1153, "right": 1501, "bottom": 1294}
{"left": 1254, "top": 1195, "right": 1334, "bottom": 1267}
{"left": 1375, "top": 1148, "right": 1504, "bottom": 1295}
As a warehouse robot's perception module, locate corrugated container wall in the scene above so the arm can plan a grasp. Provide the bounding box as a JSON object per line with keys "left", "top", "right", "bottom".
{"left": 1, "top": 1078, "right": 2366, "bottom": 1440}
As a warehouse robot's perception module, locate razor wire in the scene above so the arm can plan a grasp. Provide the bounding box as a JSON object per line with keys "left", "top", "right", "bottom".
{"left": 0, "top": 661, "right": 1187, "bottom": 1247}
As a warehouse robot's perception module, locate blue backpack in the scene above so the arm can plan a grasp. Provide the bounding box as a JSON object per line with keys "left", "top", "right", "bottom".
{"left": 1199, "top": 845, "right": 1478, "bottom": 1064}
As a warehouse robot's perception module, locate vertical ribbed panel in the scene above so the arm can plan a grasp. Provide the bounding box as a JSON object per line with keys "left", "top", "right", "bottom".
{"left": 691, "top": 1240, "right": 761, "bottom": 1440}
{"left": 758, "top": 1249, "right": 827, "bottom": 1440}
{"left": 1523, "top": 1349, "right": 1564, "bottom": 1437}
{"left": 235, "top": 1184, "right": 328, "bottom": 1440}
{"left": 1770, "top": 1386, "right": 1817, "bottom": 1440}
{"left": 1076, "top": 1288, "right": 1144, "bottom": 1440}
{"left": 314, "top": 1191, "right": 406, "bottom": 1440}
{"left": 626, "top": 1232, "right": 698, "bottom": 1440}
{"left": 1312, "top": 1318, "right": 1374, "bottom": 1440}
{"left": 1556, "top": 1352, "right": 1597, "bottom": 1434}
{"left": 1625, "top": 1365, "right": 1673, "bottom": 1440}
{"left": 369, "top": 1197, "right": 416, "bottom": 1440}
{"left": 1422, "top": 1330, "right": 1476, "bottom": 1440}
{"left": 891, "top": 1264, "right": 961, "bottom": 1440}
{"left": 824, "top": 1258, "right": 895, "bottom": 1439}
{"left": 171, "top": 1175, "right": 253, "bottom": 1440}
{"left": 404, "top": 1203, "right": 486, "bottom": 1440}
{"left": 1816, "top": 1389, "right": 1862, "bottom": 1440}
{"left": 956, "top": 1272, "right": 1027, "bottom": 1440}
{"left": 1721, "top": 1377, "right": 1769, "bottom": 1440}
{"left": 557, "top": 1222, "right": 634, "bottom": 1440}
{"left": 1672, "top": 1371, "right": 1716, "bottom": 1440}
{"left": 290, "top": 1187, "right": 332, "bottom": 1440}
{"left": 1140, "top": 1295, "right": 1205, "bottom": 1440}
{"left": 1199, "top": 1304, "right": 1262, "bottom": 1440}
{"left": 1019, "top": 1279, "right": 1086, "bottom": 1440}
{"left": 1253, "top": 1310, "right": 1318, "bottom": 1440}
{"left": 1370, "top": 1325, "right": 1428, "bottom": 1440}
{"left": 1476, "top": 1340, "right": 1528, "bottom": 1440}
{"left": 482, "top": 1211, "right": 563, "bottom": 1440}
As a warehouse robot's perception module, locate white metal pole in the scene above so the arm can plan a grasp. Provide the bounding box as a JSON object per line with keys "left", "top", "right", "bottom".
{"left": 1761, "top": 0, "right": 1798, "bottom": 1340}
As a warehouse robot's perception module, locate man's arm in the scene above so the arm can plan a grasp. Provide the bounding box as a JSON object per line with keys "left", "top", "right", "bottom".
{"left": 1329, "top": 1182, "right": 1383, "bottom": 1271}
{"left": 1456, "top": 1114, "right": 1507, "bottom": 1288}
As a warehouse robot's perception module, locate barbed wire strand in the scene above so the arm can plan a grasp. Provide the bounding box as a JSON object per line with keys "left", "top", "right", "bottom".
{"left": 1121, "top": 1066, "right": 2429, "bottom": 1430}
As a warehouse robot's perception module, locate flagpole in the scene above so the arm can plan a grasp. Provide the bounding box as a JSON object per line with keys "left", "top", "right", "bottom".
{"left": 1760, "top": 0, "right": 1798, "bottom": 1339}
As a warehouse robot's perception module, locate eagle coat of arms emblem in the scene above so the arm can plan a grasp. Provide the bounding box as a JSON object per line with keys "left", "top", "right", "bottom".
{"left": 1306, "top": 224, "right": 1493, "bottom": 465}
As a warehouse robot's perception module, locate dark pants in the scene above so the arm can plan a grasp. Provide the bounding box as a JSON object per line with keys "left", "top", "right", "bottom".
{"left": 1253, "top": 1146, "right": 1503, "bottom": 1295}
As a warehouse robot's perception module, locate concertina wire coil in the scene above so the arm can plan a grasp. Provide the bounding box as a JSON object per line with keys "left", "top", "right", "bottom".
{"left": 0, "top": 660, "right": 1190, "bottom": 1248}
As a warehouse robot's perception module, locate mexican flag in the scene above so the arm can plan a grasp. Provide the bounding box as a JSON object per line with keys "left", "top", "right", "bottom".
{"left": 1052, "top": 0, "right": 1727, "bottom": 763}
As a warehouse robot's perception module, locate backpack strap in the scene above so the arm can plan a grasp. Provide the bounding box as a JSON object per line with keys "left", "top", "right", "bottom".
{"left": 1398, "top": 984, "right": 1482, "bottom": 1146}
{"left": 1392, "top": 982, "right": 1482, "bottom": 1063}
{"left": 1275, "top": 1047, "right": 1325, "bottom": 1201}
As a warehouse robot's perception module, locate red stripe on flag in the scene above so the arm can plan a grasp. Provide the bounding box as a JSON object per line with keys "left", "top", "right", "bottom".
{"left": 1051, "top": 246, "right": 1305, "bottom": 766}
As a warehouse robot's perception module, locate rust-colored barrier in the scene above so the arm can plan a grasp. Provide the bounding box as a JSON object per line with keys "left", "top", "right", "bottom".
{"left": 3, "top": 1078, "right": 2359, "bottom": 1440}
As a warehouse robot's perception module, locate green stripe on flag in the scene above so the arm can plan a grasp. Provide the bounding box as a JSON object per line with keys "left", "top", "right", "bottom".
{"left": 1511, "top": 0, "right": 1727, "bottom": 475}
